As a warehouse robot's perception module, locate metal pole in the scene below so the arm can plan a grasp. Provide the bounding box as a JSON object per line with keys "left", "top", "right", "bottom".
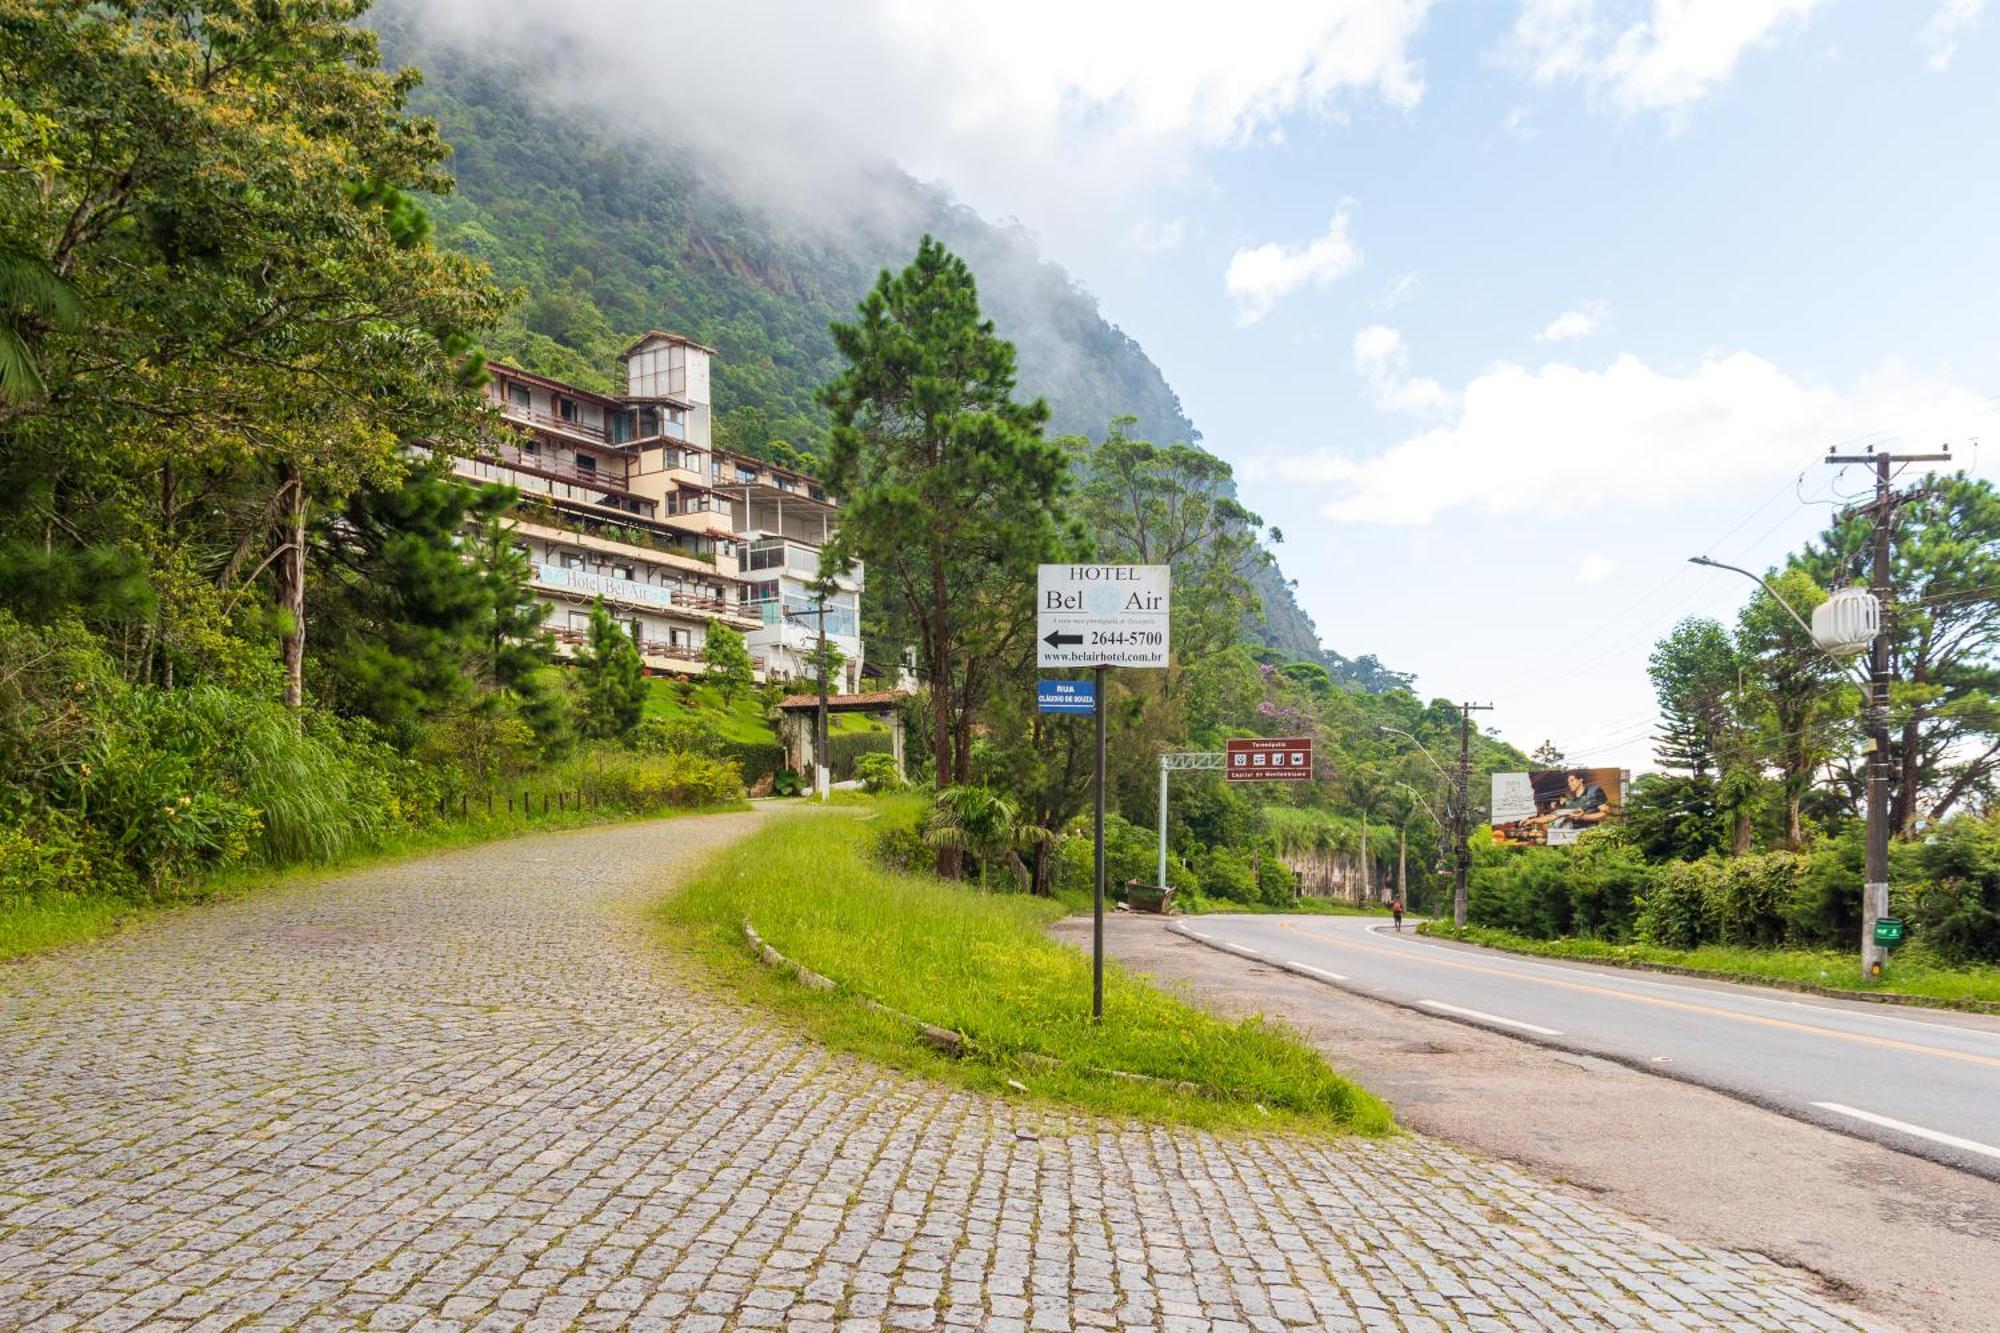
{"left": 817, "top": 595, "right": 830, "bottom": 802}
{"left": 1454, "top": 706, "right": 1471, "bottom": 928}
{"left": 1093, "top": 663, "right": 1107, "bottom": 1023}
{"left": 1157, "top": 756, "right": 1169, "bottom": 890}
{"left": 1863, "top": 453, "right": 1893, "bottom": 977}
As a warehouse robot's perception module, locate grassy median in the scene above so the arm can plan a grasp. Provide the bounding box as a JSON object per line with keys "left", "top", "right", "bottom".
{"left": 1420, "top": 921, "right": 2000, "bottom": 1008}
{"left": 660, "top": 799, "right": 1392, "bottom": 1134}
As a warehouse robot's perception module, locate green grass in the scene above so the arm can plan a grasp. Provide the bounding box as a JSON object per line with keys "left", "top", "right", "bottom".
{"left": 1419, "top": 921, "right": 2000, "bottom": 1007}
{"left": 659, "top": 796, "right": 1392, "bottom": 1134}
{"left": 643, "top": 678, "right": 780, "bottom": 744}
{"left": 0, "top": 798, "right": 745, "bottom": 964}
{"left": 644, "top": 678, "right": 889, "bottom": 743}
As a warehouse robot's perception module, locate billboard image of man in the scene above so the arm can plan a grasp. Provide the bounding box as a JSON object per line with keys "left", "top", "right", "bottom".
{"left": 1491, "top": 767, "right": 1623, "bottom": 847}
{"left": 1523, "top": 769, "right": 1611, "bottom": 839}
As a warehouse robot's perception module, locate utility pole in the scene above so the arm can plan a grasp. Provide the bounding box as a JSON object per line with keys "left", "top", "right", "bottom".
{"left": 1824, "top": 446, "right": 1950, "bottom": 975}
{"left": 1452, "top": 701, "right": 1494, "bottom": 929}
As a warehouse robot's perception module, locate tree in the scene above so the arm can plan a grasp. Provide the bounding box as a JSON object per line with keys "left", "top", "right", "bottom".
{"left": 0, "top": 1, "right": 505, "bottom": 704}
{"left": 1648, "top": 618, "right": 1757, "bottom": 854}
{"left": 573, "top": 599, "right": 646, "bottom": 741}
{"left": 1071, "top": 416, "right": 1273, "bottom": 672}
{"left": 820, "top": 237, "right": 1070, "bottom": 875}
{"left": 0, "top": 248, "right": 80, "bottom": 403}
{"left": 1530, "top": 740, "right": 1565, "bottom": 767}
{"left": 702, "top": 621, "right": 754, "bottom": 705}
{"left": 312, "top": 473, "right": 528, "bottom": 741}
{"left": 1735, "top": 566, "right": 1849, "bottom": 849}
{"left": 1801, "top": 475, "right": 2000, "bottom": 834}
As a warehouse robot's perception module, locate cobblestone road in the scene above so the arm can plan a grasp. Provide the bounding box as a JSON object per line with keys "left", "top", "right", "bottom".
{"left": 0, "top": 814, "right": 1878, "bottom": 1331}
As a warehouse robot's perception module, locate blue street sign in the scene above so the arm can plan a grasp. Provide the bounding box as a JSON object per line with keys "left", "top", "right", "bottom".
{"left": 1037, "top": 679, "right": 1097, "bottom": 714}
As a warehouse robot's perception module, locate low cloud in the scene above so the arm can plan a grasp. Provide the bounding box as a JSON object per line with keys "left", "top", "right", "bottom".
{"left": 1374, "top": 271, "right": 1423, "bottom": 311}
{"left": 1251, "top": 350, "right": 1985, "bottom": 525}
{"left": 1501, "top": 0, "right": 1825, "bottom": 129}
{"left": 1353, "top": 325, "right": 1454, "bottom": 415}
{"left": 1537, "top": 301, "right": 1609, "bottom": 341}
{"left": 1226, "top": 206, "right": 1364, "bottom": 325}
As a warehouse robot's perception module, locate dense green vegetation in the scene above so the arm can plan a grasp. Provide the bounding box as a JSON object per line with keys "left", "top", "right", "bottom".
{"left": 1422, "top": 923, "right": 2000, "bottom": 1007}
{"left": 1461, "top": 477, "right": 2000, "bottom": 972}
{"left": 661, "top": 799, "right": 1392, "bottom": 1133}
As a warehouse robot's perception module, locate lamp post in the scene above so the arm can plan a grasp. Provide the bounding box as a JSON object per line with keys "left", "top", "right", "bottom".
{"left": 1687, "top": 549, "right": 1890, "bottom": 975}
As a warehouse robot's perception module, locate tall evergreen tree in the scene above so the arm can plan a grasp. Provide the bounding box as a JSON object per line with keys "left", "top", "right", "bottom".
{"left": 574, "top": 599, "right": 646, "bottom": 741}
{"left": 820, "top": 237, "right": 1070, "bottom": 874}
{"left": 701, "top": 621, "right": 754, "bottom": 706}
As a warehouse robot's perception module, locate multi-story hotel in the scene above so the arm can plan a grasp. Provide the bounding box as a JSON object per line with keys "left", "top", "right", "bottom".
{"left": 443, "top": 332, "right": 865, "bottom": 691}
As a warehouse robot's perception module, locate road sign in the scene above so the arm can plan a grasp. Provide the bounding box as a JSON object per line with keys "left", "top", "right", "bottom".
{"left": 1037, "top": 564, "right": 1170, "bottom": 668}
{"left": 1873, "top": 916, "right": 1905, "bottom": 946}
{"left": 1225, "top": 736, "right": 1314, "bottom": 782}
{"left": 1037, "top": 679, "right": 1096, "bottom": 714}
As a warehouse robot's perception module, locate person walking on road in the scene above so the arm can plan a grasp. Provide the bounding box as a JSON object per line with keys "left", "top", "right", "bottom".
{"left": 1391, "top": 897, "right": 1404, "bottom": 931}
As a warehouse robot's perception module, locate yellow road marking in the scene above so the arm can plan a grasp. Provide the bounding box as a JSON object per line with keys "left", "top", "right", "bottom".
{"left": 1273, "top": 920, "right": 2000, "bottom": 1070}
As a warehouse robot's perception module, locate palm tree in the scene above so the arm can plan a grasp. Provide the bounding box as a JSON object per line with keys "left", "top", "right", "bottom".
{"left": 923, "top": 786, "right": 1051, "bottom": 891}
{"left": 0, "top": 249, "right": 82, "bottom": 404}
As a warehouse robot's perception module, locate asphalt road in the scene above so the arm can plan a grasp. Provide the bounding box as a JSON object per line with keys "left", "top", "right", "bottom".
{"left": 1176, "top": 913, "right": 2000, "bottom": 1182}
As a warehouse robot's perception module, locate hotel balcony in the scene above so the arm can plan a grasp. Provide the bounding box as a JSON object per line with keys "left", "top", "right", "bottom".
{"left": 550, "top": 627, "right": 765, "bottom": 679}
{"left": 451, "top": 453, "right": 655, "bottom": 520}
{"left": 532, "top": 562, "right": 760, "bottom": 630}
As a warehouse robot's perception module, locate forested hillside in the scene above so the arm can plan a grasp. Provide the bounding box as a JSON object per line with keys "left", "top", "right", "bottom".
{"left": 372, "top": 13, "right": 1328, "bottom": 661}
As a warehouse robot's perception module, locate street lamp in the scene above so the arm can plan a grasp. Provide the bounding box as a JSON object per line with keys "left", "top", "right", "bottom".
{"left": 1377, "top": 726, "right": 1453, "bottom": 782}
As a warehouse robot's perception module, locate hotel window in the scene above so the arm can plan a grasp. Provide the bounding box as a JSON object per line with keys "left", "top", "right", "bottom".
{"left": 557, "top": 396, "right": 580, "bottom": 424}
{"left": 520, "top": 438, "right": 539, "bottom": 455}
{"left": 559, "top": 550, "right": 583, "bottom": 570}
{"left": 611, "top": 563, "right": 634, "bottom": 581}
{"left": 574, "top": 454, "right": 596, "bottom": 475}
{"left": 506, "top": 383, "right": 530, "bottom": 409}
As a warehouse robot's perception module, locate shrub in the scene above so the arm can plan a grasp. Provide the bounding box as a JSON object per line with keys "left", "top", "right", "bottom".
{"left": 631, "top": 714, "right": 726, "bottom": 757}
{"left": 1635, "top": 861, "right": 1719, "bottom": 949}
{"left": 0, "top": 812, "right": 134, "bottom": 902}
{"left": 854, "top": 751, "right": 906, "bottom": 794}
{"left": 573, "top": 750, "right": 743, "bottom": 811}
{"left": 1912, "top": 816, "right": 2000, "bottom": 964}
{"left": 829, "top": 728, "right": 893, "bottom": 780}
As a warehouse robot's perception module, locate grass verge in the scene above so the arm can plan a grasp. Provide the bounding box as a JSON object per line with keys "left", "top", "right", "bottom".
{"left": 1, "top": 799, "right": 746, "bottom": 964}
{"left": 659, "top": 797, "right": 1392, "bottom": 1134}
{"left": 1418, "top": 921, "right": 2000, "bottom": 1009}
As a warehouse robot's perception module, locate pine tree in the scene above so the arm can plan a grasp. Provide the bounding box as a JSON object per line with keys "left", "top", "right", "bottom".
{"left": 574, "top": 599, "right": 646, "bottom": 741}
{"left": 701, "top": 621, "right": 754, "bottom": 706}
{"left": 820, "top": 238, "right": 1070, "bottom": 874}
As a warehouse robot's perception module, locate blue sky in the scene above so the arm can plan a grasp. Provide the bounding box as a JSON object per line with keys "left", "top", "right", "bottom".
{"left": 1023, "top": 1, "right": 2000, "bottom": 771}
{"left": 426, "top": 0, "right": 1999, "bottom": 771}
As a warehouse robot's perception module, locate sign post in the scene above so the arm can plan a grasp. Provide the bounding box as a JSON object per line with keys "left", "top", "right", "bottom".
{"left": 1040, "top": 564, "right": 1170, "bottom": 1023}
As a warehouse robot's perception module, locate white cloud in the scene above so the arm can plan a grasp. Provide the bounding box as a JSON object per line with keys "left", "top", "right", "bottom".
{"left": 1577, "top": 553, "right": 1617, "bottom": 583}
{"left": 1918, "top": 0, "right": 1986, "bottom": 70}
{"left": 1252, "top": 351, "right": 1986, "bottom": 525}
{"left": 1226, "top": 207, "right": 1364, "bottom": 325}
{"left": 1502, "top": 105, "right": 1538, "bottom": 140}
{"left": 1127, "top": 218, "right": 1190, "bottom": 253}
{"left": 1503, "top": 0, "right": 1825, "bottom": 128}
{"left": 1537, "top": 301, "right": 1610, "bottom": 341}
{"left": 1353, "top": 325, "right": 1455, "bottom": 415}
{"left": 1375, "top": 272, "right": 1424, "bottom": 310}
{"left": 402, "top": 0, "right": 1434, "bottom": 248}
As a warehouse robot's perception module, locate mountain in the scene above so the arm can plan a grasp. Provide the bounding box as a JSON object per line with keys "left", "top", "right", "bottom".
{"left": 375, "top": 14, "right": 1329, "bottom": 659}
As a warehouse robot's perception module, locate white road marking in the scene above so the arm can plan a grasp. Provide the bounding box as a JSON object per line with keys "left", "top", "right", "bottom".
{"left": 1810, "top": 1102, "right": 2000, "bottom": 1162}
{"left": 1284, "top": 961, "right": 1349, "bottom": 982}
{"left": 1417, "top": 1000, "right": 1562, "bottom": 1037}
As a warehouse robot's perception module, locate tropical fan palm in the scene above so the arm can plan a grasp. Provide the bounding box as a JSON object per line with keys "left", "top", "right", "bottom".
{"left": 0, "top": 249, "right": 82, "bottom": 403}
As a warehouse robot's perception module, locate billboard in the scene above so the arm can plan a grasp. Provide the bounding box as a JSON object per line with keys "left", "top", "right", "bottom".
{"left": 1225, "top": 737, "right": 1314, "bottom": 782}
{"left": 1492, "top": 768, "right": 1624, "bottom": 847}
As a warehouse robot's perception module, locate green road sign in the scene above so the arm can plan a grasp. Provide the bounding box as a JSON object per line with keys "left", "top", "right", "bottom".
{"left": 1873, "top": 917, "right": 1905, "bottom": 946}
